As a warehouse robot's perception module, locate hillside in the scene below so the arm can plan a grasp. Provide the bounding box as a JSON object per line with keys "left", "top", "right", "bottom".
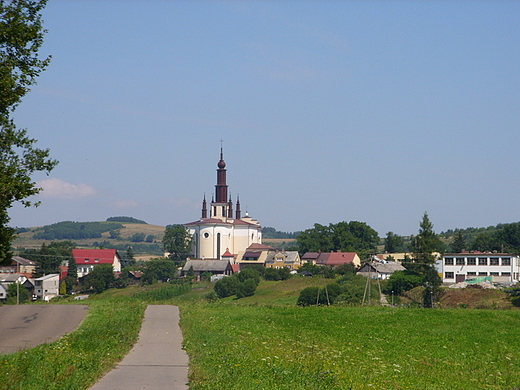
{"left": 12, "top": 222, "right": 166, "bottom": 258}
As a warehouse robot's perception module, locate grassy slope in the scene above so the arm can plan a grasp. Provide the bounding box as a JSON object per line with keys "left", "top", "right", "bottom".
{"left": 12, "top": 222, "right": 166, "bottom": 251}
{"left": 2, "top": 278, "right": 519, "bottom": 389}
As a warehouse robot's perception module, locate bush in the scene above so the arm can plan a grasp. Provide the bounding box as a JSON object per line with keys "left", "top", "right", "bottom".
{"left": 236, "top": 278, "right": 257, "bottom": 298}
{"left": 214, "top": 277, "right": 239, "bottom": 298}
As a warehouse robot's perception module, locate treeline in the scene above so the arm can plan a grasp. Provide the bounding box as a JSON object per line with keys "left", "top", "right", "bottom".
{"left": 33, "top": 221, "right": 124, "bottom": 240}
{"left": 106, "top": 216, "right": 147, "bottom": 224}
{"left": 262, "top": 227, "right": 300, "bottom": 239}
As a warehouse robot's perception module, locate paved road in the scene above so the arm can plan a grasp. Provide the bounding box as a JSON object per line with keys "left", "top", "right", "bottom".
{"left": 0, "top": 305, "right": 88, "bottom": 355}
{"left": 90, "top": 305, "right": 189, "bottom": 390}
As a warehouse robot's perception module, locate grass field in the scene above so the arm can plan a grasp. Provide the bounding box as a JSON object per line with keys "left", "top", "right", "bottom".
{"left": 1, "top": 279, "right": 520, "bottom": 389}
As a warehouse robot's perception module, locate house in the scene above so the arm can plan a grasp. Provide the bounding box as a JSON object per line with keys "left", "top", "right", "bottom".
{"left": 357, "top": 261, "right": 406, "bottom": 280}
{"left": 265, "top": 251, "right": 302, "bottom": 270}
{"left": 182, "top": 259, "right": 234, "bottom": 280}
{"left": 441, "top": 252, "right": 520, "bottom": 284}
{"left": 33, "top": 274, "right": 60, "bottom": 301}
{"left": 0, "top": 256, "right": 37, "bottom": 277}
{"left": 235, "top": 243, "right": 278, "bottom": 269}
{"left": 0, "top": 273, "right": 29, "bottom": 301}
{"left": 303, "top": 251, "right": 361, "bottom": 267}
{"left": 72, "top": 249, "right": 122, "bottom": 278}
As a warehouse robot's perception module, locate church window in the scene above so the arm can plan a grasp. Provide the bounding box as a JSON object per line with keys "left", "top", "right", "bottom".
{"left": 217, "top": 233, "right": 221, "bottom": 260}
{"left": 204, "top": 232, "right": 209, "bottom": 239}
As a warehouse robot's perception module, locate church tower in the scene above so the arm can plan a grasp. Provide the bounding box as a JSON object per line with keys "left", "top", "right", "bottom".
{"left": 185, "top": 147, "right": 262, "bottom": 260}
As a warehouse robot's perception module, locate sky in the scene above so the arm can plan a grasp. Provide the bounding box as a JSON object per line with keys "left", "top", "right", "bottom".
{"left": 8, "top": 0, "right": 520, "bottom": 237}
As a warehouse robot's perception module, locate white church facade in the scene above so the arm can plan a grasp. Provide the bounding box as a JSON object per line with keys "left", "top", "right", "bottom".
{"left": 185, "top": 148, "right": 262, "bottom": 261}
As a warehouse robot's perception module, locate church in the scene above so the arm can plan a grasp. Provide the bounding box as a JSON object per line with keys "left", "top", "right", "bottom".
{"left": 184, "top": 148, "right": 262, "bottom": 261}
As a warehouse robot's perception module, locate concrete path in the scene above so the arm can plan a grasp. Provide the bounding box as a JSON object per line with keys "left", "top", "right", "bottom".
{"left": 90, "top": 305, "right": 189, "bottom": 390}
{"left": 0, "top": 305, "right": 88, "bottom": 355}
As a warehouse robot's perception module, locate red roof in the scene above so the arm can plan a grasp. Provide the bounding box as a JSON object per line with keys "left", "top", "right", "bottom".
{"left": 72, "top": 249, "right": 120, "bottom": 265}
{"left": 222, "top": 249, "right": 234, "bottom": 258}
{"left": 317, "top": 252, "right": 357, "bottom": 265}
{"left": 231, "top": 264, "right": 240, "bottom": 273}
{"left": 247, "top": 243, "right": 276, "bottom": 251}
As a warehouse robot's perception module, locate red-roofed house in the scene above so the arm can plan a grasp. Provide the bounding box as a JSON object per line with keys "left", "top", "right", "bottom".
{"left": 72, "top": 249, "right": 122, "bottom": 278}
{"left": 303, "top": 251, "right": 361, "bottom": 267}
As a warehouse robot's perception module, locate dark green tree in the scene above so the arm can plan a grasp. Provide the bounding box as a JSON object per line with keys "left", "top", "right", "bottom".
{"left": 406, "top": 212, "right": 442, "bottom": 275}
{"left": 6, "top": 282, "right": 30, "bottom": 304}
{"left": 26, "top": 240, "right": 74, "bottom": 277}
{"left": 450, "top": 230, "right": 467, "bottom": 253}
{"left": 141, "top": 257, "right": 177, "bottom": 284}
{"left": 84, "top": 264, "right": 115, "bottom": 294}
{"left": 384, "top": 231, "right": 405, "bottom": 253}
{"left": 0, "top": 0, "right": 57, "bottom": 265}
{"left": 121, "top": 246, "right": 135, "bottom": 268}
{"left": 163, "top": 224, "right": 192, "bottom": 267}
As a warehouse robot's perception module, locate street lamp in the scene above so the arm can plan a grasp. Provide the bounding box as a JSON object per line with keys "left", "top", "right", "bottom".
{"left": 391, "top": 290, "right": 394, "bottom": 307}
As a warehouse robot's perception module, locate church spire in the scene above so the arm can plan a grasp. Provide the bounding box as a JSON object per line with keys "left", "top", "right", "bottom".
{"left": 215, "top": 145, "right": 228, "bottom": 203}
{"left": 202, "top": 194, "right": 207, "bottom": 219}
{"left": 235, "top": 194, "right": 241, "bottom": 220}
{"left": 228, "top": 194, "right": 233, "bottom": 218}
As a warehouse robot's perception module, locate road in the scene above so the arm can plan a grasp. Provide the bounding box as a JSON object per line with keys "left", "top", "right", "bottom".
{"left": 0, "top": 304, "right": 88, "bottom": 355}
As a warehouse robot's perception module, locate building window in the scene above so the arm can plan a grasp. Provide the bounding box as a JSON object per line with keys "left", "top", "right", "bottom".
{"left": 444, "top": 272, "right": 454, "bottom": 279}
{"left": 84, "top": 259, "right": 89, "bottom": 263}
{"left": 204, "top": 232, "right": 209, "bottom": 239}
{"left": 478, "top": 258, "right": 487, "bottom": 266}
{"left": 467, "top": 272, "right": 477, "bottom": 276}
{"left": 478, "top": 272, "right": 488, "bottom": 276}
{"left": 502, "top": 272, "right": 511, "bottom": 276}
{"left": 95, "top": 259, "right": 99, "bottom": 263}
{"left": 490, "top": 258, "right": 499, "bottom": 266}
{"left": 456, "top": 258, "right": 465, "bottom": 266}
{"left": 502, "top": 258, "right": 511, "bottom": 266}
{"left": 444, "top": 258, "right": 453, "bottom": 265}
{"left": 490, "top": 272, "right": 499, "bottom": 276}
{"left": 467, "top": 258, "right": 476, "bottom": 266}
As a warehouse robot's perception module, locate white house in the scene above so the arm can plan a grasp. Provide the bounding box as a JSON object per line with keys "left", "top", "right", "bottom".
{"left": 33, "top": 274, "right": 60, "bottom": 301}
{"left": 72, "top": 249, "right": 122, "bottom": 278}
{"left": 0, "top": 273, "right": 28, "bottom": 300}
{"left": 442, "top": 253, "right": 519, "bottom": 284}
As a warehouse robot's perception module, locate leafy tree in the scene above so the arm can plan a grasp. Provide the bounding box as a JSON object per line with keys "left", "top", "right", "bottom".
{"left": 145, "top": 234, "right": 155, "bottom": 243}
{"left": 109, "top": 230, "right": 121, "bottom": 239}
{"left": 163, "top": 224, "right": 192, "bottom": 267}
{"left": 236, "top": 278, "right": 257, "bottom": 298}
{"left": 384, "top": 231, "right": 405, "bottom": 253}
{"left": 450, "top": 230, "right": 467, "bottom": 253}
{"left": 0, "top": 0, "right": 56, "bottom": 265}
{"left": 296, "top": 221, "right": 379, "bottom": 256}
{"left": 131, "top": 232, "right": 145, "bottom": 242}
{"left": 471, "top": 231, "right": 499, "bottom": 252}
{"left": 59, "top": 280, "right": 66, "bottom": 295}
{"left": 25, "top": 240, "right": 75, "bottom": 277}
{"left": 67, "top": 254, "right": 78, "bottom": 280}
{"left": 6, "top": 282, "right": 30, "bottom": 304}
{"left": 84, "top": 264, "right": 115, "bottom": 294}
{"left": 334, "top": 262, "right": 357, "bottom": 276}
{"left": 214, "top": 276, "right": 239, "bottom": 298}
{"left": 141, "top": 257, "right": 177, "bottom": 284}
{"left": 385, "top": 270, "right": 424, "bottom": 295}
{"left": 106, "top": 216, "right": 147, "bottom": 224}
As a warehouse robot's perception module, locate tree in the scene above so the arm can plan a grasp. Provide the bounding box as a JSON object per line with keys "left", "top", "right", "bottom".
{"left": 384, "top": 232, "right": 405, "bottom": 253}
{"left": 163, "top": 224, "right": 192, "bottom": 267}
{"left": 406, "top": 212, "right": 441, "bottom": 275}
{"left": 141, "top": 257, "right": 177, "bottom": 284}
{"left": 450, "top": 230, "right": 467, "bottom": 253}
{"left": 0, "top": 0, "right": 57, "bottom": 265}
{"left": 24, "top": 240, "right": 75, "bottom": 278}
{"left": 6, "top": 282, "right": 30, "bottom": 304}
{"left": 121, "top": 246, "right": 135, "bottom": 268}
{"left": 84, "top": 264, "right": 115, "bottom": 294}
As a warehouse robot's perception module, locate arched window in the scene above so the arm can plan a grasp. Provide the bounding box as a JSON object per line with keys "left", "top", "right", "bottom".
{"left": 217, "top": 233, "right": 221, "bottom": 260}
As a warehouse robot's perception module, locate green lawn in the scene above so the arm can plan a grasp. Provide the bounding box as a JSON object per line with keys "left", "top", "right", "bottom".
{"left": 1, "top": 279, "right": 520, "bottom": 389}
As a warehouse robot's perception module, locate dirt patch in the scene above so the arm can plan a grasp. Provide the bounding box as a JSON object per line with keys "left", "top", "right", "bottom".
{"left": 439, "top": 285, "right": 514, "bottom": 309}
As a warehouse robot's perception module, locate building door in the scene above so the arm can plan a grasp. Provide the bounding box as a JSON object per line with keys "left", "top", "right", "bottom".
{"left": 456, "top": 274, "right": 466, "bottom": 283}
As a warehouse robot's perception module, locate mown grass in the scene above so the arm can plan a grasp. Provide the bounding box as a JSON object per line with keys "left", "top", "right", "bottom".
{"left": 180, "top": 303, "right": 520, "bottom": 389}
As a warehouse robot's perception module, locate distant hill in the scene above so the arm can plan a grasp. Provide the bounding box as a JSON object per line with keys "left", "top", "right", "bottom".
{"left": 106, "top": 216, "right": 147, "bottom": 224}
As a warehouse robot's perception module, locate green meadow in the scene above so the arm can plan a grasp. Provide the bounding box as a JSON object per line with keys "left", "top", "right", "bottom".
{"left": 1, "top": 280, "right": 520, "bottom": 389}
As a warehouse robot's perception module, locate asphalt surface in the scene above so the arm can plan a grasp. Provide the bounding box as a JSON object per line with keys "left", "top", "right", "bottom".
{"left": 89, "top": 305, "right": 189, "bottom": 390}
{"left": 0, "top": 304, "right": 89, "bottom": 355}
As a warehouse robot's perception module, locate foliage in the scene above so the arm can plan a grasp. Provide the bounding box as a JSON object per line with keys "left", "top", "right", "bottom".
{"left": 130, "top": 232, "right": 145, "bottom": 242}
{"left": 296, "top": 221, "right": 379, "bottom": 256}
{"left": 84, "top": 263, "right": 115, "bottom": 294}
{"left": 334, "top": 262, "right": 357, "bottom": 276}
{"left": 120, "top": 246, "right": 135, "bottom": 268}
{"left": 141, "top": 257, "right": 177, "bottom": 284}
{"left": 213, "top": 269, "right": 260, "bottom": 299}
{"left": 385, "top": 270, "right": 424, "bottom": 295}
{"left": 264, "top": 267, "right": 291, "bottom": 281}
{"left": 22, "top": 240, "right": 75, "bottom": 278}
{"left": 32, "top": 221, "right": 124, "bottom": 240}
{"left": 106, "top": 216, "right": 147, "bottom": 224}
{"left": 214, "top": 276, "right": 239, "bottom": 298}
{"left": 405, "top": 212, "right": 443, "bottom": 277}
{"left": 163, "top": 224, "right": 192, "bottom": 267}
{"left": 450, "top": 230, "right": 467, "bottom": 253}
{"left": 132, "top": 282, "right": 191, "bottom": 301}
{"left": 384, "top": 231, "right": 405, "bottom": 253}
{"left": 262, "top": 227, "right": 299, "bottom": 239}
{"left": 6, "top": 282, "right": 30, "bottom": 304}
{"left": 0, "top": 0, "right": 57, "bottom": 265}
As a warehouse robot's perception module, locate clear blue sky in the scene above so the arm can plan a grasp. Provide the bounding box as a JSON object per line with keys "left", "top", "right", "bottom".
{"left": 9, "top": 0, "right": 520, "bottom": 237}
